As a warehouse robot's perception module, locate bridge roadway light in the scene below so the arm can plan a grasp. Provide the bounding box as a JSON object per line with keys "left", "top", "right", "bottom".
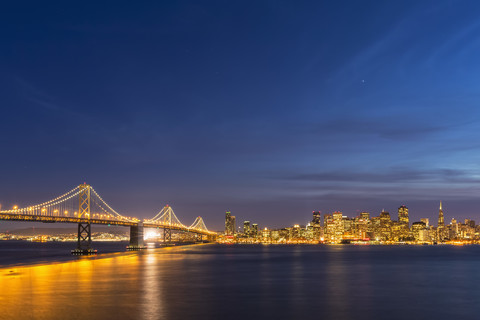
{"left": 13, "top": 205, "right": 18, "bottom": 210}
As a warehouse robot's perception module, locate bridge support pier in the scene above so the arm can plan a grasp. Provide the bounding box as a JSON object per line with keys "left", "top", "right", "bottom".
{"left": 163, "top": 227, "right": 172, "bottom": 244}
{"left": 127, "top": 223, "right": 146, "bottom": 250}
{"left": 71, "top": 222, "right": 97, "bottom": 255}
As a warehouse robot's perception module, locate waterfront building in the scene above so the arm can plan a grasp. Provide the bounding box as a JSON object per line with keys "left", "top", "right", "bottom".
{"left": 312, "top": 211, "right": 321, "bottom": 225}
{"left": 252, "top": 223, "right": 258, "bottom": 238}
{"left": 343, "top": 217, "right": 355, "bottom": 240}
{"left": 418, "top": 229, "right": 430, "bottom": 242}
{"left": 225, "top": 211, "right": 236, "bottom": 236}
{"left": 270, "top": 230, "right": 280, "bottom": 242}
{"left": 379, "top": 210, "right": 392, "bottom": 241}
{"left": 398, "top": 205, "right": 409, "bottom": 225}
{"left": 369, "top": 216, "right": 381, "bottom": 240}
{"left": 323, "top": 214, "right": 334, "bottom": 242}
{"left": 312, "top": 211, "right": 322, "bottom": 241}
{"left": 262, "top": 228, "right": 271, "bottom": 242}
{"left": 411, "top": 221, "right": 427, "bottom": 241}
{"left": 243, "top": 221, "right": 251, "bottom": 236}
{"left": 332, "top": 212, "right": 344, "bottom": 242}
{"left": 355, "top": 213, "right": 369, "bottom": 240}
{"left": 438, "top": 201, "right": 445, "bottom": 242}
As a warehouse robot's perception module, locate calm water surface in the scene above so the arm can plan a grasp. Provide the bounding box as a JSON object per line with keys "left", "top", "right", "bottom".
{"left": 1, "top": 244, "right": 480, "bottom": 320}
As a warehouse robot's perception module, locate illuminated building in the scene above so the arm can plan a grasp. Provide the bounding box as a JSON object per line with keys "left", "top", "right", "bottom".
{"left": 411, "top": 221, "right": 427, "bottom": 241}
{"left": 243, "top": 221, "right": 251, "bottom": 236}
{"left": 332, "top": 212, "right": 344, "bottom": 242}
{"left": 360, "top": 212, "right": 370, "bottom": 220}
{"left": 396, "top": 205, "right": 410, "bottom": 240}
{"left": 418, "top": 229, "right": 429, "bottom": 242}
{"left": 270, "top": 230, "right": 280, "bottom": 241}
{"left": 355, "top": 213, "right": 370, "bottom": 240}
{"left": 312, "top": 211, "right": 321, "bottom": 240}
{"left": 438, "top": 201, "right": 444, "bottom": 226}
{"left": 323, "top": 214, "right": 334, "bottom": 242}
{"left": 262, "top": 228, "right": 271, "bottom": 241}
{"left": 369, "top": 216, "right": 381, "bottom": 240}
{"left": 252, "top": 223, "right": 258, "bottom": 238}
{"left": 421, "top": 218, "right": 429, "bottom": 227}
{"left": 312, "top": 211, "right": 321, "bottom": 224}
{"left": 437, "top": 201, "right": 444, "bottom": 242}
{"left": 465, "top": 219, "right": 475, "bottom": 228}
{"left": 225, "top": 211, "right": 236, "bottom": 236}
{"left": 398, "top": 205, "right": 409, "bottom": 225}
{"left": 343, "top": 217, "right": 355, "bottom": 240}
{"left": 379, "top": 210, "right": 392, "bottom": 241}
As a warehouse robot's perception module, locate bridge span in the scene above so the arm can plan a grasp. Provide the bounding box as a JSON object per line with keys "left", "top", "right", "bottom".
{"left": 0, "top": 184, "right": 216, "bottom": 254}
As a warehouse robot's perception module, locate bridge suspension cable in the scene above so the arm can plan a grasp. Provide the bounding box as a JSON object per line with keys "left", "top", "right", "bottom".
{"left": 189, "top": 216, "right": 209, "bottom": 232}
{"left": 145, "top": 205, "right": 187, "bottom": 228}
{"left": 0, "top": 184, "right": 137, "bottom": 223}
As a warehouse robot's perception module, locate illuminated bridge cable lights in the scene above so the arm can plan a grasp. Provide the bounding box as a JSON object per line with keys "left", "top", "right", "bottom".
{"left": 189, "top": 216, "right": 209, "bottom": 232}
{"left": 0, "top": 183, "right": 216, "bottom": 253}
{"left": 146, "top": 205, "right": 187, "bottom": 228}
{"left": 0, "top": 185, "right": 135, "bottom": 224}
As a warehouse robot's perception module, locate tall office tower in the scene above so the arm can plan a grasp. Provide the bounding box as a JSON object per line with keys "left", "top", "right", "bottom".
{"left": 312, "top": 211, "right": 321, "bottom": 225}
{"left": 360, "top": 212, "right": 370, "bottom": 220}
{"left": 437, "top": 201, "right": 444, "bottom": 242}
{"left": 225, "top": 211, "right": 235, "bottom": 236}
{"left": 323, "top": 214, "right": 334, "bottom": 241}
{"left": 379, "top": 210, "right": 392, "bottom": 241}
{"left": 398, "top": 205, "right": 409, "bottom": 225}
{"left": 243, "top": 221, "right": 251, "bottom": 236}
{"left": 312, "top": 211, "right": 321, "bottom": 240}
{"left": 379, "top": 210, "right": 391, "bottom": 223}
{"left": 252, "top": 223, "right": 258, "bottom": 237}
{"left": 231, "top": 216, "right": 236, "bottom": 235}
{"left": 332, "top": 212, "right": 344, "bottom": 242}
{"left": 438, "top": 201, "right": 444, "bottom": 227}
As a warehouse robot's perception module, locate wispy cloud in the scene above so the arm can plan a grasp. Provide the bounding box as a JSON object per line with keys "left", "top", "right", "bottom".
{"left": 276, "top": 167, "right": 480, "bottom": 184}
{"left": 14, "top": 76, "right": 84, "bottom": 118}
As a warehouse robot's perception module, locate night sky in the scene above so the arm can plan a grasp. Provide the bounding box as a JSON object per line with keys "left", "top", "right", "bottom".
{"left": 2, "top": 1, "right": 480, "bottom": 231}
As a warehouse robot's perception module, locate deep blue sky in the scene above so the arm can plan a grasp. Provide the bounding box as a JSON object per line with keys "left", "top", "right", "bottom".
{"left": 2, "top": 1, "right": 480, "bottom": 230}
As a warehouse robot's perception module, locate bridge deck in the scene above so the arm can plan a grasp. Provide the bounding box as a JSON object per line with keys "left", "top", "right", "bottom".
{"left": 0, "top": 213, "right": 214, "bottom": 235}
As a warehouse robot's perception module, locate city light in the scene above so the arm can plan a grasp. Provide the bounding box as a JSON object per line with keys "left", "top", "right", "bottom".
{"left": 220, "top": 202, "right": 478, "bottom": 245}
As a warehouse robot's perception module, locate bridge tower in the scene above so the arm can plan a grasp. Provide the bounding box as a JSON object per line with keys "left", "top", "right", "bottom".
{"left": 72, "top": 184, "right": 96, "bottom": 255}
{"left": 163, "top": 227, "right": 172, "bottom": 243}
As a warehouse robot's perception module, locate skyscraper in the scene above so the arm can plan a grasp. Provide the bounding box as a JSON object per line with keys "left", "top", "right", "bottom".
{"left": 243, "top": 221, "right": 251, "bottom": 236}
{"left": 312, "top": 211, "right": 321, "bottom": 225}
{"left": 332, "top": 212, "right": 344, "bottom": 242}
{"left": 225, "top": 211, "right": 236, "bottom": 236}
{"left": 312, "top": 211, "right": 321, "bottom": 240}
{"left": 437, "top": 201, "right": 444, "bottom": 242}
{"left": 252, "top": 223, "right": 258, "bottom": 238}
{"left": 398, "top": 205, "right": 409, "bottom": 226}
{"left": 379, "top": 210, "right": 392, "bottom": 241}
{"left": 438, "top": 201, "right": 444, "bottom": 227}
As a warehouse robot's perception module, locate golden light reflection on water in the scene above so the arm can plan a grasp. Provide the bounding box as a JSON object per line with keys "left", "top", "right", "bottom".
{"left": 0, "top": 245, "right": 201, "bottom": 320}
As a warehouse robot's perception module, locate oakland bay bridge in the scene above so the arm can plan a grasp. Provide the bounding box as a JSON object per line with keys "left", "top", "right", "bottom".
{"left": 0, "top": 183, "right": 216, "bottom": 254}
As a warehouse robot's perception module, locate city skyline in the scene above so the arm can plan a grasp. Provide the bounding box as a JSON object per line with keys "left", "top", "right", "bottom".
{"left": 3, "top": 1, "right": 480, "bottom": 230}
{"left": 224, "top": 202, "right": 480, "bottom": 245}
{"left": 0, "top": 188, "right": 476, "bottom": 231}
{"left": 3, "top": 2, "right": 480, "bottom": 319}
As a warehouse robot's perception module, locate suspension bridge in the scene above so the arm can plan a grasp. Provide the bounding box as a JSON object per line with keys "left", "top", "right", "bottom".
{"left": 0, "top": 183, "right": 216, "bottom": 254}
